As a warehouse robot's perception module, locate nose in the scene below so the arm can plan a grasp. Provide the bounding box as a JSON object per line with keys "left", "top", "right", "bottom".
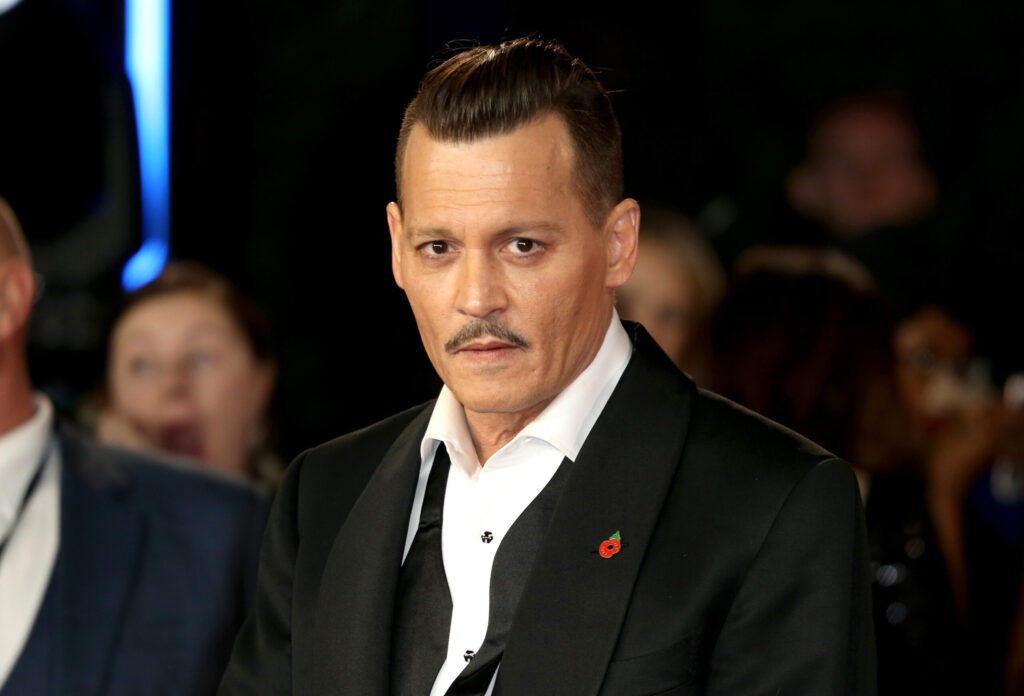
{"left": 158, "top": 360, "right": 192, "bottom": 401}
{"left": 454, "top": 249, "right": 508, "bottom": 319}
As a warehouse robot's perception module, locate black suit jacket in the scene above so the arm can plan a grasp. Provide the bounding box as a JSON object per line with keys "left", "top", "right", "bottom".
{"left": 220, "top": 324, "right": 876, "bottom": 695}
{"left": 1, "top": 426, "right": 267, "bottom": 696}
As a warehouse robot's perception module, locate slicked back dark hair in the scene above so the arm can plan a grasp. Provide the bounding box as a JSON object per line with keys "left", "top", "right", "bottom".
{"left": 395, "top": 38, "right": 623, "bottom": 227}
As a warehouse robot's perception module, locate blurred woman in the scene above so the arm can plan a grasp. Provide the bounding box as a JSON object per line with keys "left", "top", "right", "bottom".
{"left": 616, "top": 209, "right": 725, "bottom": 382}
{"left": 710, "top": 246, "right": 903, "bottom": 475}
{"left": 894, "top": 304, "right": 1024, "bottom": 695}
{"left": 709, "top": 247, "right": 967, "bottom": 695}
{"left": 97, "top": 261, "right": 280, "bottom": 486}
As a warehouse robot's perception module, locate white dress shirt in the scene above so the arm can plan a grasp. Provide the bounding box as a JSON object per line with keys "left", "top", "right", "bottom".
{"left": 0, "top": 395, "right": 60, "bottom": 688}
{"left": 403, "top": 312, "right": 632, "bottom": 696}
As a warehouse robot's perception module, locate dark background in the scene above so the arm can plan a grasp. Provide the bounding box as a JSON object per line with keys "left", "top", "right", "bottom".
{"left": 2, "top": 0, "right": 1022, "bottom": 460}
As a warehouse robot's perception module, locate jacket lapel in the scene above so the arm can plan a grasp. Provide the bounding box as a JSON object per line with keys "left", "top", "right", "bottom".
{"left": 54, "top": 427, "right": 146, "bottom": 696}
{"left": 311, "top": 406, "right": 433, "bottom": 695}
{"left": 496, "top": 326, "right": 696, "bottom": 695}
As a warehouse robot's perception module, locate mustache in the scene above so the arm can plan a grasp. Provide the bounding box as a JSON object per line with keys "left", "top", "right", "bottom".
{"left": 445, "top": 318, "right": 530, "bottom": 353}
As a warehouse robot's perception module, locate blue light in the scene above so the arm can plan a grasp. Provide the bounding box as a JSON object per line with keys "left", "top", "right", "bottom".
{"left": 123, "top": 0, "right": 170, "bottom": 290}
{"left": 121, "top": 239, "right": 169, "bottom": 291}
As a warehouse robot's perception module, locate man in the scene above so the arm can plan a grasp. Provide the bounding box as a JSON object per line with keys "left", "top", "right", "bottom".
{"left": 0, "top": 195, "right": 267, "bottom": 695}
{"left": 220, "top": 38, "right": 875, "bottom": 695}
{"left": 786, "top": 93, "right": 937, "bottom": 239}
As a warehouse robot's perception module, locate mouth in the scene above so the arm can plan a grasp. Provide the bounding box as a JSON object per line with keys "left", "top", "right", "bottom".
{"left": 158, "top": 423, "right": 205, "bottom": 460}
{"left": 444, "top": 318, "right": 530, "bottom": 355}
{"left": 454, "top": 340, "right": 523, "bottom": 362}
{"left": 458, "top": 340, "right": 520, "bottom": 352}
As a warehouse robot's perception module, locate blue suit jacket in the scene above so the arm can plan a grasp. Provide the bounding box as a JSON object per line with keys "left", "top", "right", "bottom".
{"left": 2, "top": 426, "right": 268, "bottom": 696}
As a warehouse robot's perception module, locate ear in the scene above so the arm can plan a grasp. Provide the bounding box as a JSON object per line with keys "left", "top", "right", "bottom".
{"left": 0, "top": 260, "right": 35, "bottom": 342}
{"left": 603, "top": 198, "right": 640, "bottom": 289}
{"left": 386, "top": 201, "right": 405, "bottom": 289}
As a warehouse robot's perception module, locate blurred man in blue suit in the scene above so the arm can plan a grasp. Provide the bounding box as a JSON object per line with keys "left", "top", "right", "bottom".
{"left": 0, "top": 196, "right": 267, "bottom": 696}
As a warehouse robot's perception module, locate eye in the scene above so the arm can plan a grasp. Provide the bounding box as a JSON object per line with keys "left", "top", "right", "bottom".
{"left": 188, "top": 350, "right": 218, "bottom": 369}
{"left": 504, "top": 238, "right": 543, "bottom": 257}
{"left": 416, "top": 239, "right": 457, "bottom": 262}
{"left": 906, "top": 348, "right": 936, "bottom": 374}
{"left": 128, "top": 356, "right": 157, "bottom": 377}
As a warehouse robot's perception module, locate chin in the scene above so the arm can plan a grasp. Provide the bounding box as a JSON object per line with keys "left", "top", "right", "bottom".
{"left": 457, "top": 394, "right": 519, "bottom": 414}
{"left": 456, "top": 385, "right": 548, "bottom": 416}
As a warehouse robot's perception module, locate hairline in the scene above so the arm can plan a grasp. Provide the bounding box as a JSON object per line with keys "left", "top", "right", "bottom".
{"left": 395, "top": 110, "right": 613, "bottom": 229}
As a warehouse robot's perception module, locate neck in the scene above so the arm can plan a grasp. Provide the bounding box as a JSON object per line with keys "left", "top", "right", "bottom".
{"left": 0, "top": 356, "right": 35, "bottom": 437}
{"left": 464, "top": 399, "right": 553, "bottom": 465}
{"left": 461, "top": 307, "right": 615, "bottom": 465}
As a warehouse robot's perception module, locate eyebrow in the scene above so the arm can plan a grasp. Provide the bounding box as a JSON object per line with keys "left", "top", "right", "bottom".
{"left": 405, "top": 221, "right": 566, "bottom": 240}
{"left": 118, "top": 322, "right": 235, "bottom": 345}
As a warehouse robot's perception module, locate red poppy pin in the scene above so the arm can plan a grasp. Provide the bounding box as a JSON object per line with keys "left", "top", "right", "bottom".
{"left": 598, "top": 531, "right": 622, "bottom": 558}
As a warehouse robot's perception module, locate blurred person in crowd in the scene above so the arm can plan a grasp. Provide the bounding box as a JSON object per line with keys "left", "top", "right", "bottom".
{"left": 710, "top": 247, "right": 967, "bottom": 695}
{"left": 96, "top": 262, "right": 282, "bottom": 488}
{"left": 785, "top": 93, "right": 937, "bottom": 240}
{"left": 0, "top": 196, "right": 266, "bottom": 695}
{"left": 894, "top": 303, "right": 1024, "bottom": 695}
{"left": 221, "top": 38, "right": 874, "bottom": 696}
{"left": 781, "top": 93, "right": 950, "bottom": 320}
{"left": 615, "top": 208, "right": 724, "bottom": 383}
{"left": 894, "top": 304, "right": 990, "bottom": 622}
{"left": 711, "top": 247, "right": 901, "bottom": 477}
{"left": 1003, "top": 381, "right": 1024, "bottom": 695}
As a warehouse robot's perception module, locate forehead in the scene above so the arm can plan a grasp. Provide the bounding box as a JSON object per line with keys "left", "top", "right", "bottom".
{"left": 114, "top": 292, "right": 236, "bottom": 343}
{"left": 896, "top": 307, "right": 972, "bottom": 358}
{"left": 399, "top": 114, "right": 586, "bottom": 228}
{"left": 816, "top": 106, "right": 918, "bottom": 153}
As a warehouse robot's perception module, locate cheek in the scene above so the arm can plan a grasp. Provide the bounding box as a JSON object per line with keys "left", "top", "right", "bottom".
{"left": 895, "top": 371, "right": 925, "bottom": 406}
{"left": 193, "top": 365, "right": 258, "bottom": 419}
{"left": 111, "top": 373, "right": 158, "bottom": 417}
{"left": 544, "top": 262, "right": 605, "bottom": 322}
{"left": 408, "top": 292, "right": 443, "bottom": 336}
{"left": 406, "top": 283, "right": 450, "bottom": 352}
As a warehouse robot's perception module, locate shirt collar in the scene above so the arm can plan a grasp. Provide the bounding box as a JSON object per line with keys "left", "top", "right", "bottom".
{"left": 421, "top": 310, "right": 632, "bottom": 473}
{"left": 0, "top": 394, "right": 55, "bottom": 524}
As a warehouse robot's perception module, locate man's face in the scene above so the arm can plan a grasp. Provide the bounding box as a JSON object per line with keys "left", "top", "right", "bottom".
{"left": 810, "top": 106, "right": 936, "bottom": 236}
{"left": 388, "top": 114, "right": 637, "bottom": 417}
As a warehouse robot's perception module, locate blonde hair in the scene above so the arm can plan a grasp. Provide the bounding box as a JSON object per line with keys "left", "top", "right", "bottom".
{"left": 0, "top": 196, "right": 32, "bottom": 266}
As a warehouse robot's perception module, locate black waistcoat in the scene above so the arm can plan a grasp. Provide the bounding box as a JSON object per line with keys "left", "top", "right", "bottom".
{"left": 392, "top": 454, "right": 573, "bottom": 696}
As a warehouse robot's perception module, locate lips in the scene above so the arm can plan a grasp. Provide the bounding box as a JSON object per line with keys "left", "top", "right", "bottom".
{"left": 458, "top": 340, "right": 519, "bottom": 352}
{"left": 453, "top": 339, "right": 523, "bottom": 365}
{"left": 159, "top": 423, "right": 205, "bottom": 460}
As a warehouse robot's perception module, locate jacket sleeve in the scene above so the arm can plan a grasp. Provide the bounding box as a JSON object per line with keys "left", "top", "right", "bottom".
{"left": 218, "top": 451, "right": 306, "bottom": 696}
{"left": 706, "top": 458, "right": 877, "bottom": 695}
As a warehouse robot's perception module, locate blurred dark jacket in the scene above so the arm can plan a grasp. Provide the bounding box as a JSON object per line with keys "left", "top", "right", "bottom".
{"left": 0, "top": 425, "right": 267, "bottom": 696}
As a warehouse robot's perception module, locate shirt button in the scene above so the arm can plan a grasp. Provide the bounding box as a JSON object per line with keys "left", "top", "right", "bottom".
{"left": 464, "top": 649, "right": 476, "bottom": 662}
{"left": 480, "top": 531, "right": 494, "bottom": 544}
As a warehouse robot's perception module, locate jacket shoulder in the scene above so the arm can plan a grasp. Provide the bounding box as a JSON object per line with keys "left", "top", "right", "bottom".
{"left": 688, "top": 386, "right": 838, "bottom": 478}
{"left": 60, "top": 424, "right": 267, "bottom": 515}
{"left": 301, "top": 400, "right": 434, "bottom": 470}
{"left": 669, "top": 387, "right": 857, "bottom": 565}
{"left": 59, "top": 425, "right": 267, "bottom": 603}
{"left": 286, "top": 400, "right": 434, "bottom": 534}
